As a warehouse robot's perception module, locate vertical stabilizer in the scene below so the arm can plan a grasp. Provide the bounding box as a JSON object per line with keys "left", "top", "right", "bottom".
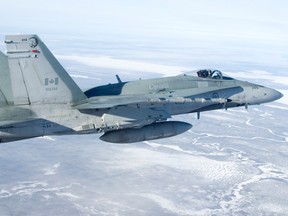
{"left": 0, "top": 51, "right": 13, "bottom": 106}
{"left": 5, "top": 34, "right": 87, "bottom": 105}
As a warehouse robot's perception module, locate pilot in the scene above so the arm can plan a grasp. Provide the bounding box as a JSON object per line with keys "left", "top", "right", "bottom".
{"left": 197, "top": 70, "right": 209, "bottom": 78}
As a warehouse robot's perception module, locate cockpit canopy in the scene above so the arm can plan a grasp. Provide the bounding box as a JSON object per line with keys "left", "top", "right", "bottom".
{"left": 197, "top": 69, "right": 223, "bottom": 79}
{"left": 182, "top": 69, "right": 234, "bottom": 80}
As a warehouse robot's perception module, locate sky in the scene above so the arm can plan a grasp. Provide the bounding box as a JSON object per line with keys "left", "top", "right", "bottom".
{"left": 1, "top": 0, "right": 287, "bottom": 88}
{"left": 1, "top": 0, "right": 288, "bottom": 43}
{"left": 1, "top": 0, "right": 287, "bottom": 73}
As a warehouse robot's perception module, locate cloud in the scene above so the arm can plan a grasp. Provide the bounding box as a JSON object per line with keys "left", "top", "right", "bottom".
{"left": 57, "top": 55, "right": 188, "bottom": 76}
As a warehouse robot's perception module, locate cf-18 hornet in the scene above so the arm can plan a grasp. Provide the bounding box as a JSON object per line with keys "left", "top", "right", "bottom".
{"left": 0, "top": 35, "right": 283, "bottom": 143}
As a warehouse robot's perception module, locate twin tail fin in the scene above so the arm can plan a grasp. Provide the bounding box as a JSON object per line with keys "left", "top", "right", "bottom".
{"left": 5, "top": 34, "right": 87, "bottom": 105}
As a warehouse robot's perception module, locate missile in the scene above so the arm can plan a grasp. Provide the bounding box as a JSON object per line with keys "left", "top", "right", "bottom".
{"left": 100, "top": 121, "right": 192, "bottom": 143}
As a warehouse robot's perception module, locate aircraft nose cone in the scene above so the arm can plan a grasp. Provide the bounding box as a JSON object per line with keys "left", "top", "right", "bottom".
{"left": 264, "top": 88, "right": 283, "bottom": 103}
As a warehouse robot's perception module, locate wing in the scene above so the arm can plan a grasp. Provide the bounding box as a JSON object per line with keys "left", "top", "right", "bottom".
{"left": 73, "top": 95, "right": 149, "bottom": 109}
{"left": 73, "top": 95, "right": 229, "bottom": 110}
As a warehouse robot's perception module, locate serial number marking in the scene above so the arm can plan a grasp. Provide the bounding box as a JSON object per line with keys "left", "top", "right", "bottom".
{"left": 45, "top": 87, "right": 58, "bottom": 91}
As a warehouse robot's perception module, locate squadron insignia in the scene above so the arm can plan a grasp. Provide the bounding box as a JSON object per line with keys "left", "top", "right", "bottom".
{"left": 29, "top": 37, "right": 38, "bottom": 48}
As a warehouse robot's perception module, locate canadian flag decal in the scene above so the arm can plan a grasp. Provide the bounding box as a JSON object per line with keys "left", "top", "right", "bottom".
{"left": 45, "top": 77, "right": 59, "bottom": 86}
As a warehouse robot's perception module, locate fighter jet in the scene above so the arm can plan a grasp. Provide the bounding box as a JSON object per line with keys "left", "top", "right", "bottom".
{"left": 0, "top": 34, "right": 283, "bottom": 143}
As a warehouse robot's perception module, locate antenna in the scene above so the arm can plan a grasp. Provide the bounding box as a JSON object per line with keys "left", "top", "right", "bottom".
{"left": 115, "top": 74, "right": 122, "bottom": 83}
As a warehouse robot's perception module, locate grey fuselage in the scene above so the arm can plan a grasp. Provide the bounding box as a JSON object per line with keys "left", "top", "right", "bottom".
{"left": 0, "top": 73, "right": 282, "bottom": 142}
